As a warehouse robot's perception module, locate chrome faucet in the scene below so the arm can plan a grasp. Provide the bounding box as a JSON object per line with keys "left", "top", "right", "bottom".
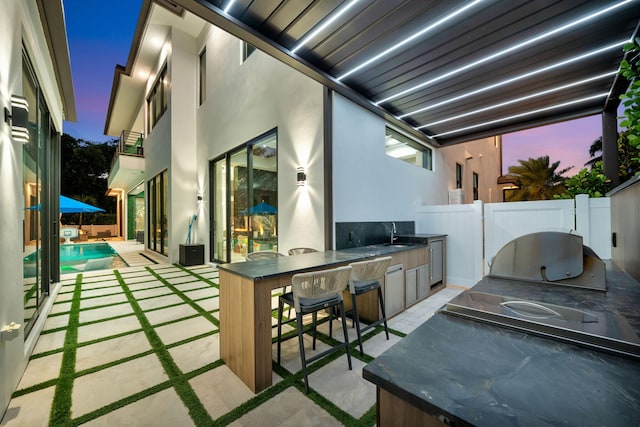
{"left": 390, "top": 222, "right": 397, "bottom": 244}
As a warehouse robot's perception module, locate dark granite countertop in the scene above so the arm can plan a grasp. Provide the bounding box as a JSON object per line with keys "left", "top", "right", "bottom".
{"left": 217, "top": 243, "right": 427, "bottom": 280}
{"left": 363, "top": 262, "right": 640, "bottom": 426}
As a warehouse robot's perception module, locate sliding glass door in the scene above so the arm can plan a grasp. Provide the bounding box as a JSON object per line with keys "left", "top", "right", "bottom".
{"left": 210, "top": 129, "right": 277, "bottom": 263}
{"left": 148, "top": 170, "right": 168, "bottom": 256}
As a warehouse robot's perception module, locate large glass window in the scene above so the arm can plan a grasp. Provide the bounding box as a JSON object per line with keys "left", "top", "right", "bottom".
{"left": 148, "top": 170, "right": 168, "bottom": 256}
{"left": 456, "top": 163, "right": 463, "bottom": 189}
{"left": 385, "top": 127, "right": 433, "bottom": 170}
{"left": 211, "top": 130, "right": 277, "bottom": 263}
{"left": 473, "top": 172, "right": 479, "bottom": 200}
{"left": 147, "top": 65, "right": 168, "bottom": 132}
{"left": 22, "top": 50, "right": 59, "bottom": 336}
{"left": 242, "top": 41, "right": 256, "bottom": 62}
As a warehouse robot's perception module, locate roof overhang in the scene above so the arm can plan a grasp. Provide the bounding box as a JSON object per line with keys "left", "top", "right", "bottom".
{"left": 36, "top": 0, "right": 76, "bottom": 122}
{"left": 104, "top": 0, "right": 206, "bottom": 136}
{"left": 170, "top": 0, "right": 640, "bottom": 147}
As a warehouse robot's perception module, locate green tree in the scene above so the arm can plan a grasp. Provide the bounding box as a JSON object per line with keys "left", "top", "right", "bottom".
{"left": 585, "top": 133, "right": 639, "bottom": 184}
{"left": 61, "top": 133, "right": 117, "bottom": 223}
{"left": 619, "top": 39, "right": 640, "bottom": 163}
{"left": 505, "top": 156, "right": 571, "bottom": 201}
{"left": 556, "top": 161, "right": 610, "bottom": 199}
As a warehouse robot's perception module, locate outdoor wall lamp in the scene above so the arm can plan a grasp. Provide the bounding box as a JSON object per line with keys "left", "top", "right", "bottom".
{"left": 4, "top": 95, "right": 29, "bottom": 144}
{"left": 197, "top": 194, "right": 203, "bottom": 202}
{"left": 296, "top": 167, "right": 307, "bottom": 187}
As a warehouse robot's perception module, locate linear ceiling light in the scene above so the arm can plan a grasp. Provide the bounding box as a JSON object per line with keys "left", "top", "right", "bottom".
{"left": 418, "top": 71, "right": 617, "bottom": 129}
{"left": 375, "top": 0, "right": 632, "bottom": 106}
{"left": 291, "top": 0, "right": 360, "bottom": 54}
{"left": 431, "top": 93, "right": 608, "bottom": 138}
{"left": 400, "top": 40, "right": 627, "bottom": 119}
{"left": 337, "top": 0, "right": 484, "bottom": 81}
{"left": 223, "top": 0, "right": 235, "bottom": 14}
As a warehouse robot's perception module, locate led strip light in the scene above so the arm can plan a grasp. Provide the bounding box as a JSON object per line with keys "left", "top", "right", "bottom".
{"left": 375, "top": 0, "right": 633, "bottom": 106}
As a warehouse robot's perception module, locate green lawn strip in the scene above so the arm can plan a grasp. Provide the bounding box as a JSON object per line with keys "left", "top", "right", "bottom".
{"left": 40, "top": 312, "right": 137, "bottom": 335}
{"left": 69, "top": 380, "right": 174, "bottom": 426}
{"left": 291, "top": 381, "right": 358, "bottom": 426}
{"left": 358, "top": 405, "right": 377, "bottom": 427}
{"left": 175, "top": 264, "right": 219, "bottom": 288}
{"left": 166, "top": 330, "right": 218, "bottom": 349}
{"left": 23, "top": 284, "right": 37, "bottom": 305}
{"left": 74, "top": 348, "right": 156, "bottom": 378}
{"left": 45, "top": 300, "right": 131, "bottom": 318}
{"left": 48, "top": 274, "right": 82, "bottom": 426}
{"left": 145, "top": 267, "right": 219, "bottom": 327}
{"left": 212, "top": 374, "right": 294, "bottom": 425}
{"left": 113, "top": 270, "right": 214, "bottom": 426}
{"left": 12, "top": 378, "right": 58, "bottom": 398}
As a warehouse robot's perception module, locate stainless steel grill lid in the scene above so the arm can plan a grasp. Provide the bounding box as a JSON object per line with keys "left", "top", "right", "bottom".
{"left": 489, "top": 231, "right": 606, "bottom": 291}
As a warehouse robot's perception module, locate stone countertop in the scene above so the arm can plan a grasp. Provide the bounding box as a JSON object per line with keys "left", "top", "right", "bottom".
{"left": 363, "top": 262, "right": 640, "bottom": 426}
{"left": 217, "top": 243, "right": 427, "bottom": 280}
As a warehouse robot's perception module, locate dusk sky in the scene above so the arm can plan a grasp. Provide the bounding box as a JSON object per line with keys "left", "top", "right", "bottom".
{"left": 62, "top": 1, "right": 603, "bottom": 177}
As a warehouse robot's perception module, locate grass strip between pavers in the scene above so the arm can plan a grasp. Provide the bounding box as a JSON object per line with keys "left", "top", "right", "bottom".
{"left": 111, "top": 270, "right": 214, "bottom": 426}
{"left": 145, "top": 266, "right": 219, "bottom": 327}
{"left": 48, "top": 273, "right": 82, "bottom": 426}
{"left": 175, "top": 264, "right": 219, "bottom": 288}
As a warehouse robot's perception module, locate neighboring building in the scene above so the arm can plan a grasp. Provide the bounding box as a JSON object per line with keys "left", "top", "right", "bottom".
{"left": 105, "top": 1, "right": 504, "bottom": 264}
{"left": 1, "top": 0, "right": 75, "bottom": 416}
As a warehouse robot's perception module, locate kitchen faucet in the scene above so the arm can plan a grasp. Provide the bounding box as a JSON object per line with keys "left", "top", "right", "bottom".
{"left": 390, "top": 222, "right": 397, "bottom": 244}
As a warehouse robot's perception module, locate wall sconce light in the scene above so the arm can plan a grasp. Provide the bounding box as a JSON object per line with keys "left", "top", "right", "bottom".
{"left": 296, "top": 167, "right": 307, "bottom": 187}
{"left": 4, "top": 95, "right": 29, "bottom": 144}
{"left": 197, "top": 193, "right": 203, "bottom": 202}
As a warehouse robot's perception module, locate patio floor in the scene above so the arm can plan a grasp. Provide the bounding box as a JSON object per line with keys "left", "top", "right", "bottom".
{"left": 2, "top": 261, "right": 463, "bottom": 426}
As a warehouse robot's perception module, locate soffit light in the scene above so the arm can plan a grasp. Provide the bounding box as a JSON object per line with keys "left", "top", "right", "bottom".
{"left": 337, "top": 0, "right": 484, "bottom": 81}
{"left": 418, "top": 71, "right": 617, "bottom": 129}
{"left": 375, "top": 0, "right": 633, "bottom": 106}
{"left": 400, "top": 40, "right": 627, "bottom": 120}
{"left": 432, "top": 93, "right": 609, "bottom": 138}
{"left": 291, "top": 0, "right": 360, "bottom": 55}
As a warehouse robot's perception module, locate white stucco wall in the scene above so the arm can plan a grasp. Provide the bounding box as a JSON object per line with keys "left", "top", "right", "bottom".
{"left": 0, "top": 0, "right": 68, "bottom": 416}
{"left": 196, "top": 26, "right": 325, "bottom": 256}
{"left": 332, "top": 93, "right": 449, "bottom": 223}
{"left": 439, "top": 136, "right": 503, "bottom": 203}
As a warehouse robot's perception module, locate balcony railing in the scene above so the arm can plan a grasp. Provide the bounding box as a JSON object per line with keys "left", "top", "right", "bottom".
{"left": 111, "top": 130, "right": 144, "bottom": 170}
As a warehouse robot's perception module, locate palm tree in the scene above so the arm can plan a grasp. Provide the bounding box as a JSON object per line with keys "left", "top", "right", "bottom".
{"left": 505, "top": 156, "right": 571, "bottom": 201}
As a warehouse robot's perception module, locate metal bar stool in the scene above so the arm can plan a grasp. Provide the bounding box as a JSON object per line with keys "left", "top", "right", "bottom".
{"left": 348, "top": 256, "right": 392, "bottom": 354}
{"left": 277, "top": 265, "right": 353, "bottom": 393}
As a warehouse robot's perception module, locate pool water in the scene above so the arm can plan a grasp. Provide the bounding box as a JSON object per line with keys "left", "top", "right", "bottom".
{"left": 23, "top": 243, "right": 127, "bottom": 277}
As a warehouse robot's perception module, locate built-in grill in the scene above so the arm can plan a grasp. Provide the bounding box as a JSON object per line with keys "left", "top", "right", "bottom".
{"left": 441, "top": 231, "right": 640, "bottom": 360}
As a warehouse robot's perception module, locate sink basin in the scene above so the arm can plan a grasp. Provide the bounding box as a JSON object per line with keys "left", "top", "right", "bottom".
{"left": 383, "top": 243, "right": 411, "bottom": 248}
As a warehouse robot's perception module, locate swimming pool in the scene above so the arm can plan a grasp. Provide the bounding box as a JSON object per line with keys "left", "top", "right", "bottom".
{"left": 23, "top": 243, "right": 127, "bottom": 277}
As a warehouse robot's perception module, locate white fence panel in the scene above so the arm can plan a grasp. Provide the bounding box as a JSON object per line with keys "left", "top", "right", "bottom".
{"left": 574, "top": 194, "right": 611, "bottom": 259}
{"left": 484, "top": 199, "right": 575, "bottom": 267}
{"left": 415, "top": 201, "right": 483, "bottom": 287}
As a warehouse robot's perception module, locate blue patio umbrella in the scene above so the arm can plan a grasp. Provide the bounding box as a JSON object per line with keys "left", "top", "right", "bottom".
{"left": 59, "top": 195, "right": 105, "bottom": 214}
{"left": 27, "top": 195, "right": 105, "bottom": 213}
{"left": 240, "top": 202, "right": 277, "bottom": 215}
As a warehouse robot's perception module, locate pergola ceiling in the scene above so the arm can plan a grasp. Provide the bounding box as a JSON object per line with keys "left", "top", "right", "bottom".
{"left": 177, "top": 0, "right": 640, "bottom": 147}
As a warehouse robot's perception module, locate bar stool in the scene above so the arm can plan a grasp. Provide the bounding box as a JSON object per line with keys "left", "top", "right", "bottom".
{"left": 348, "top": 256, "right": 392, "bottom": 354}
{"left": 277, "top": 265, "right": 353, "bottom": 393}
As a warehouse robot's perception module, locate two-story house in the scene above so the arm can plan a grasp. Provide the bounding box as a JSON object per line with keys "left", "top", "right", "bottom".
{"left": 104, "top": 1, "right": 502, "bottom": 264}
